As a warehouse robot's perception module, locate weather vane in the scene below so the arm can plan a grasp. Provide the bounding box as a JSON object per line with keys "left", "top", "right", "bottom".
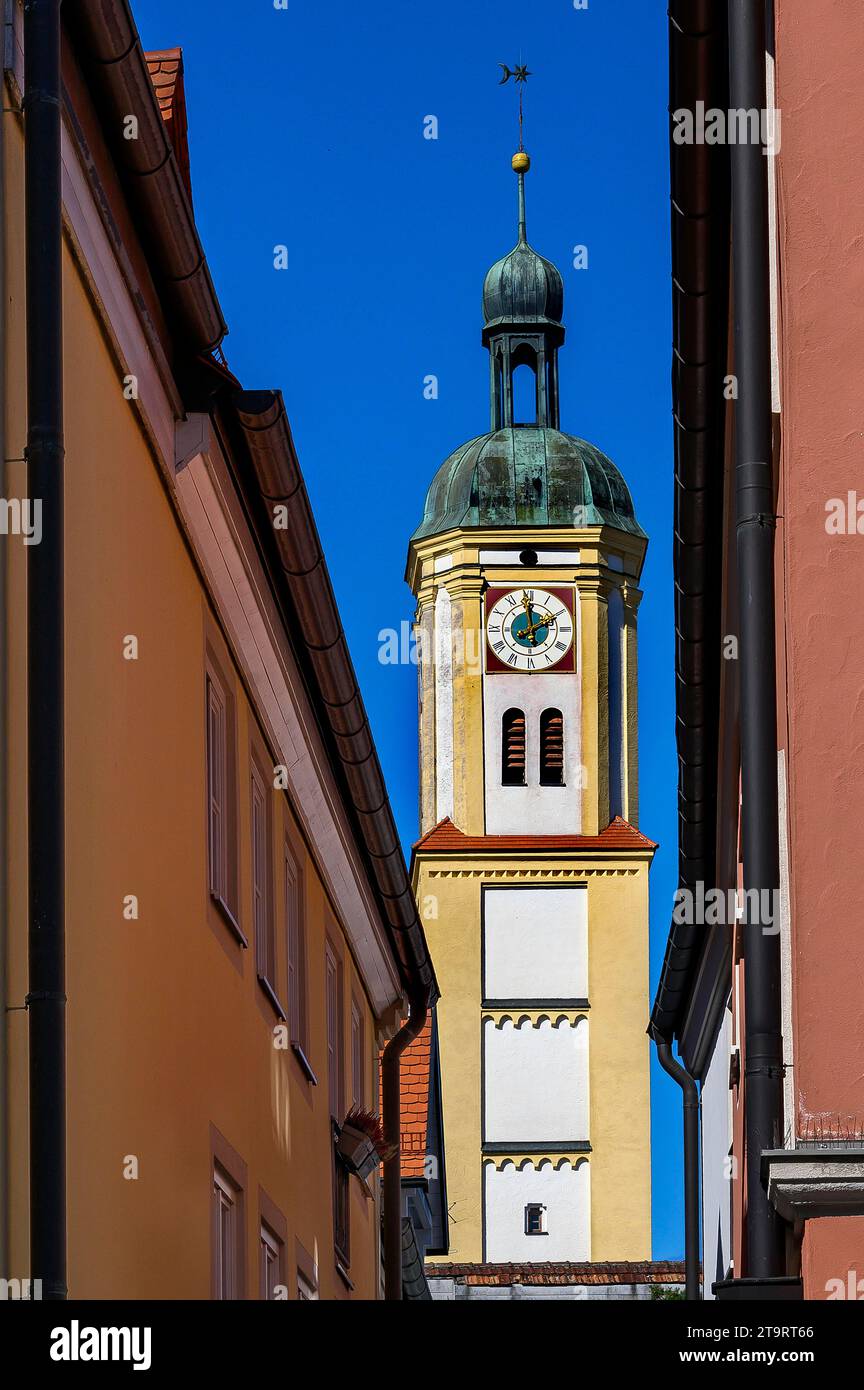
{"left": 498, "top": 61, "right": 532, "bottom": 152}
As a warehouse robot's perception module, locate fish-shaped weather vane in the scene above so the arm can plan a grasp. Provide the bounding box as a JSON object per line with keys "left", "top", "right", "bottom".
{"left": 498, "top": 62, "right": 533, "bottom": 151}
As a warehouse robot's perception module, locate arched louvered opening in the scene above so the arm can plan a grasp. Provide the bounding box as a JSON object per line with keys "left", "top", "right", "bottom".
{"left": 501, "top": 708, "right": 526, "bottom": 786}
{"left": 540, "top": 708, "right": 565, "bottom": 786}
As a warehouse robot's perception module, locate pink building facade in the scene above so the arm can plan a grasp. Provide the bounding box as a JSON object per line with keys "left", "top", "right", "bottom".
{"left": 652, "top": 0, "right": 864, "bottom": 1301}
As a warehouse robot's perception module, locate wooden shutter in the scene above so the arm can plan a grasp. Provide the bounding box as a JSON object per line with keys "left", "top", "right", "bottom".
{"left": 207, "top": 676, "right": 226, "bottom": 900}
{"left": 251, "top": 766, "right": 271, "bottom": 982}
{"left": 326, "top": 945, "right": 342, "bottom": 1120}
{"left": 540, "top": 708, "right": 565, "bottom": 785}
{"left": 501, "top": 708, "right": 526, "bottom": 785}
{"left": 286, "top": 851, "right": 300, "bottom": 1042}
{"left": 351, "top": 1003, "right": 364, "bottom": 1109}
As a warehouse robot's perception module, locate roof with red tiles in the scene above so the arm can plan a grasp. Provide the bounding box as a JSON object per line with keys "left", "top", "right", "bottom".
{"left": 400, "top": 1015, "right": 433, "bottom": 1179}
{"left": 145, "top": 48, "right": 193, "bottom": 203}
{"left": 425, "top": 1261, "right": 686, "bottom": 1286}
{"left": 413, "top": 815, "right": 657, "bottom": 855}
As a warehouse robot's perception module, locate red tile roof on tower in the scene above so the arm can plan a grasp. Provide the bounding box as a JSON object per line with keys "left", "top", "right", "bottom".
{"left": 413, "top": 815, "right": 657, "bottom": 855}
{"left": 400, "top": 1015, "right": 433, "bottom": 1179}
{"left": 145, "top": 48, "right": 193, "bottom": 204}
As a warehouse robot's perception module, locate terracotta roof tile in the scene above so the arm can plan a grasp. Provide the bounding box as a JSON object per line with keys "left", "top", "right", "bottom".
{"left": 413, "top": 815, "right": 657, "bottom": 855}
{"left": 145, "top": 48, "right": 193, "bottom": 204}
{"left": 425, "top": 1261, "right": 686, "bottom": 1286}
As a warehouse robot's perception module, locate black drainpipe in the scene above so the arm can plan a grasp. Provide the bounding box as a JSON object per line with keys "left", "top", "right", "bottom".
{"left": 727, "top": 0, "right": 785, "bottom": 1279}
{"left": 656, "top": 1042, "right": 701, "bottom": 1300}
{"left": 24, "top": 0, "right": 66, "bottom": 1300}
{"left": 381, "top": 992, "right": 428, "bottom": 1301}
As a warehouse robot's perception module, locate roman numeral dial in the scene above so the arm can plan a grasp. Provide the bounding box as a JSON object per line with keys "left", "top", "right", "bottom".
{"left": 485, "top": 587, "right": 576, "bottom": 673}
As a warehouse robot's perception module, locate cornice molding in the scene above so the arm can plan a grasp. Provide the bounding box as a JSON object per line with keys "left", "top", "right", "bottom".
{"left": 424, "top": 866, "right": 644, "bottom": 880}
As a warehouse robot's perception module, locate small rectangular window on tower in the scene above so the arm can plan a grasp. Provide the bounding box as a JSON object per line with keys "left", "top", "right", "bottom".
{"left": 525, "top": 1203, "right": 547, "bottom": 1236}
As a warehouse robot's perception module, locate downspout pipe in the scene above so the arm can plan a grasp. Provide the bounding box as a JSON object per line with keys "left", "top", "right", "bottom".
{"left": 655, "top": 1041, "right": 701, "bottom": 1301}
{"left": 727, "top": 0, "right": 785, "bottom": 1278}
{"left": 24, "top": 0, "right": 66, "bottom": 1300}
{"left": 382, "top": 992, "right": 428, "bottom": 1301}
{"left": 0, "top": 16, "right": 8, "bottom": 1284}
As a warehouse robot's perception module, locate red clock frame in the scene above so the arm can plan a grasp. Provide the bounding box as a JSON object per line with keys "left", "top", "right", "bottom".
{"left": 484, "top": 586, "right": 577, "bottom": 675}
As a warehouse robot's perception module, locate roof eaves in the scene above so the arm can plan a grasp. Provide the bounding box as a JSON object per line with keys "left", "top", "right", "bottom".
{"left": 64, "top": 0, "right": 226, "bottom": 356}
{"left": 648, "top": 0, "right": 731, "bottom": 1051}
{"left": 226, "top": 388, "right": 438, "bottom": 1009}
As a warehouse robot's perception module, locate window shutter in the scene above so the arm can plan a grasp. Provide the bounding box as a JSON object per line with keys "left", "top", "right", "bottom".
{"left": 286, "top": 858, "right": 299, "bottom": 1039}
{"left": 326, "top": 947, "right": 341, "bottom": 1120}
{"left": 251, "top": 770, "right": 269, "bottom": 978}
{"left": 540, "top": 708, "right": 565, "bottom": 785}
{"left": 207, "top": 677, "right": 226, "bottom": 900}
{"left": 501, "top": 708, "right": 526, "bottom": 785}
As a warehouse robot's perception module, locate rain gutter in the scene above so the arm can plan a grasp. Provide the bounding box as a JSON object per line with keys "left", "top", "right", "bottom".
{"left": 63, "top": 0, "right": 226, "bottom": 355}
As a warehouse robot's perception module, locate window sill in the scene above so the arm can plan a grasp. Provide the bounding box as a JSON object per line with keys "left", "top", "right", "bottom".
{"left": 334, "top": 1257, "right": 354, "bottom": 1291}
{"left": 291, "top": 1042, "right": 318, "bottom": 1086}
{"left": 258, "top": 974, "right": 287, "bottom": 1022}
{"left": 211, "top": 891, "right": 247, "bottom": 948}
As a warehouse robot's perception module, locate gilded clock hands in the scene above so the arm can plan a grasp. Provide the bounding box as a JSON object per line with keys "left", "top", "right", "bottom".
{"left": 519, "top": 590, "right": 556, "bottom": 645}
{"left": 522, "top": 611, "right": 556, "bottom": 641}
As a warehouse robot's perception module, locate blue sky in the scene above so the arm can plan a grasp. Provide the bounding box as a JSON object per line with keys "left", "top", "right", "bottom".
{"left": 134, "top": 0, "right": 682, "bottom": 1258}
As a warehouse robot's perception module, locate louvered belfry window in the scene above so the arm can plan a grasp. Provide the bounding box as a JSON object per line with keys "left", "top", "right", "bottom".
{"left": 502, "top": 708, "right": 526, "bottom": 785}
{"left": 540, "top": 708, "right": 565, "bottom": 786}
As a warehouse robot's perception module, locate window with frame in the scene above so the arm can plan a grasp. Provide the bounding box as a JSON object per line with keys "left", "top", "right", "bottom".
{"left": 285, "top": 841, "right": 309, "bottom": 1057}
{"left": 297, "top": 1271, "right": 318, "bottom": 1301}
{"left": 525, "top": 1202, "right": 547, "bottom": 1236}
{"left": 502, "top": 708, "right": 526, "bottom": 785}
{"left": 213, "top": 1166, "right": 243, "bottom": 1299}
{"left": 251, "top": 758, "right": 279, "bottom": 1010}
{"left": 351, "top": 1001, "right": 365, "bottom": 1110}
{"left": 206, "top": 656, "right": 241, "bottom": 939}
{"left": 259, "top": 1222, "right": 284, "bottom": 1300}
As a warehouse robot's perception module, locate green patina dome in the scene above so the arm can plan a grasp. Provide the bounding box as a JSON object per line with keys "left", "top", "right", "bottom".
{"left": 412, "top": 426, "right": 644, "bottom": 541}
{"left": 483, "top": 242, "right": 564, "bottom": 331}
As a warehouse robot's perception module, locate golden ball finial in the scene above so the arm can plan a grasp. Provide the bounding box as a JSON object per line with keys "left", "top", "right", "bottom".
{"left": 512, "top": 150, "right": 531, "bottom": 173}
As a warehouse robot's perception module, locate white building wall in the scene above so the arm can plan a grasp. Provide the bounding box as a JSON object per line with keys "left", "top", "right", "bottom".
{"left": 484, "top": 1160, "right": 591, "bottom": 1262}
{"left": 483, "top": 1016, "right": 589, "bottom": 1143}
{"left": 483, "top": 886, "right": 588, "bottom": 1001}
{"left": 701, "top": 1006, "right": 733, "bottom": 1297}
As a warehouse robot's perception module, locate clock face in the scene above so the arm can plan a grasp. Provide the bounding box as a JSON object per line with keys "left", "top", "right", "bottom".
{"left": 485, "top": 587, "right": 576, "bottom": 673}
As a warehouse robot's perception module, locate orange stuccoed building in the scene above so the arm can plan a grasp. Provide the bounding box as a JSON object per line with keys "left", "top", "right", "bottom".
{"left": 0, "top": 3, "right": 437, "bottom": 1300}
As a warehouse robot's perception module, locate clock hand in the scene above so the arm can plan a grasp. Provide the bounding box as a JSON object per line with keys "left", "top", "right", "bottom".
{"left": 522, "top": 609, "right": 556, "bottom": 640}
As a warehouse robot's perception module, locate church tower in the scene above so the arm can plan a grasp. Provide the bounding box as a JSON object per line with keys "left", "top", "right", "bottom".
{"left": 406, "top": 150, "right": 654, "bottom": 1264}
